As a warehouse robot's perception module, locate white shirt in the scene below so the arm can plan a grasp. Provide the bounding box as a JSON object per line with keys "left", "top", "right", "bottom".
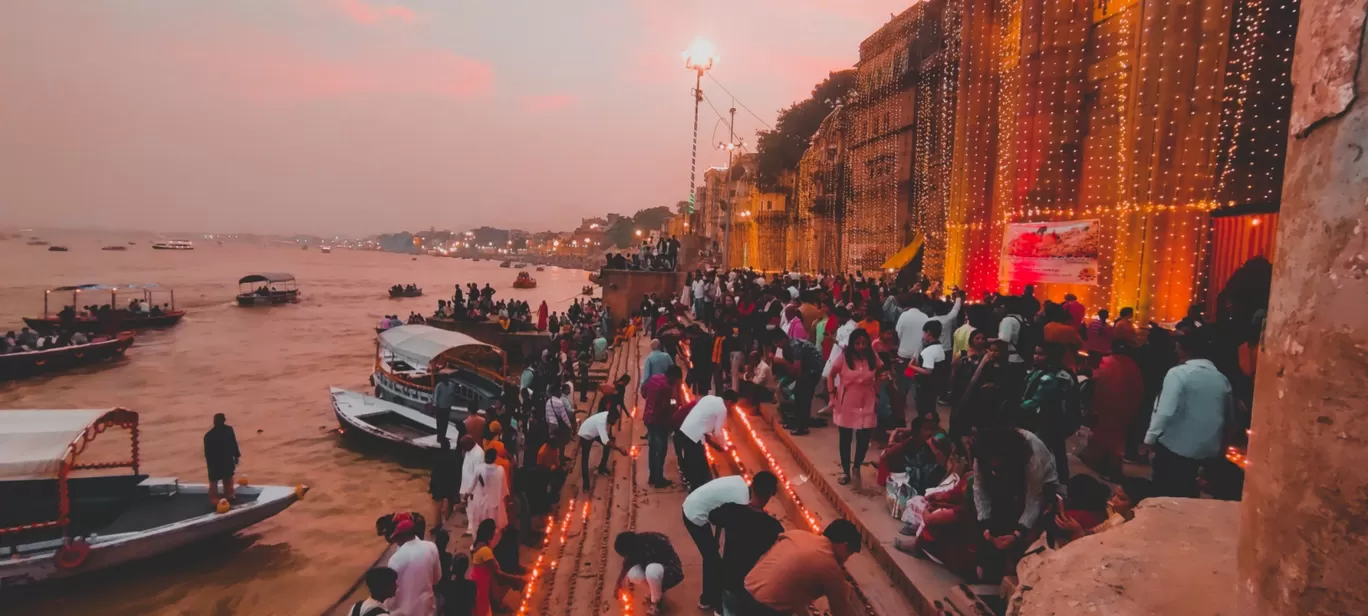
{"left": 934, "top": 298, "right": 964, "bottom": 350}
{"left": 386, "top": 538, "right": 440, "bottom": 616}
{"left": 678, "top": 395, "right": 729, "bottom": 443}
{"left": 920, "top": 342, "right": 947, "bottom": 371}
{"left": 578, "top": 411, "right": 612, "bottom": 444}
{"left": 895, "top": 308, "right": 931, "bottom": 359}
{"left": 459, "top": 445, "right": 484, "bottom": 496}
{"left": 682, "top": 475, "right": 749, "bottom": 526}
{"left": 998, "top": 314, "right": 1025, "bottom": 363}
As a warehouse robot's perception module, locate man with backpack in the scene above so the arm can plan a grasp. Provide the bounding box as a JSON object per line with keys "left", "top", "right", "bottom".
{"left": 351, "top": 566, "right": 398, "bottom": 616}
{"left": 904, "top": 321, "right": 950, "bottom": 419}
{"left": 1019, "top": 342, "right": 1080, "bottom": 478}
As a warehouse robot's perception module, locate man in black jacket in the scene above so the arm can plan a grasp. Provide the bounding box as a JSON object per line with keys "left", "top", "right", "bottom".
{"left": 204, "top": 413, "right": 241, "bottom": 505}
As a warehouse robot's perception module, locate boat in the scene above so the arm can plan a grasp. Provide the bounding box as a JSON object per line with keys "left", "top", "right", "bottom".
{"left": 48, "top": 246, "right": 69, "bottom": 252}
{"left": 514, "top": 262, "right": 528, "bottom": 269}
{"left": 370, "top": 325, "right": 507, "bottom": 418}
{"left": 101, "top": 246, "right": 127, "bottom": 251}
{"left": 127, "top": 242, "right": 136, "bottom": 245}
{"left": 512, "top": 272, "right": 537, "bottom": 289}
{"left": 330, "top": 387, "right": 460, "bottom": 452}
{"left": 582, "top": 285, "right": 595, "bottom": 296}
{"left": 320, "top": 246, "right": 332, "bottom": 254}
{"left": 0, "top": 409, "right": 305, "bottom": 587}
{"left": 0, "top": 332, "right": 135, "bottom": 381}
{"left": 301, "top": 245, "right": 309, "bottom": 251}
{"left": 27, "top": 240, "right": 49, "bottom": 246}
{"left": 150, "top": 240, "right": 194, "bottom": 250}
{"left": 389, "top": 287, "right": 424, "bottom": 299}
{"left": 24, "top": 284, "right": 187, "bottom": 334}
{"left": 236, "top": 273, "right": 299, "bottom": 306}
{"left": 535, "top": 266, "right": 545, "bottom": 272}
{"left": 499, "top": 260, "right": 511, "bottom": 268}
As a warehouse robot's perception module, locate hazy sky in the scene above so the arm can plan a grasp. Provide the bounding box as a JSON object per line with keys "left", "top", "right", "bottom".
{"left": 1, "top": 0, "right": 911, "bottom": 235}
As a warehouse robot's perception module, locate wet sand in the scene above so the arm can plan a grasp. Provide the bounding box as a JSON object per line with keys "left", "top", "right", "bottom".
{"left": 0, "top": 233, "right": 591, "bottom": 615}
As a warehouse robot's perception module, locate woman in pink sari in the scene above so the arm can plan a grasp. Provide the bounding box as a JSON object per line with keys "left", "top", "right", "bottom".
{"left": 1084, "top": 339, "right": 1144, "bottom": 477}
{"left": 829, "top": 328, "right": 882, "bottom": 488}
{"left": 536, "top": 301, "right": 549, "bottom": 332}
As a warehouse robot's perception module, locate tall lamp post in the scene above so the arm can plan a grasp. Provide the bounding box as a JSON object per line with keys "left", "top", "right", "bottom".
{"left": 682, "top": 38, "right": 715, "bottom": 236}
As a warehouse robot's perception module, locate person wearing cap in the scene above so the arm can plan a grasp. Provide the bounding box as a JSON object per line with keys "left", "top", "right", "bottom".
{"left": 385, "top": 518, "right": 441, "bottom": 616}
{"left": 737, "top": 520, "right": 861, "bottom": 616}
{"left": 577, "top": 408, "right": 628, "bottom": 490}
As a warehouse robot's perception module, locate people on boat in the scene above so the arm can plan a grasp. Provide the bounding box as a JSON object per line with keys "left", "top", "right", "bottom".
{"left": 204, "top": 413, "right": 241, "bottom": 505}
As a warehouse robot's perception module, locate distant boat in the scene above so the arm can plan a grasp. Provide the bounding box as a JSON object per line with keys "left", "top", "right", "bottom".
{"left": 27, "top": 240, "right": 49, "bottom": 246}
{"left": 151, "top": 240, "right": 193, "bottom": 250}
{"left": 102, "top": 246, "right": 127, "bottom": 251}
{"left": 236, "top": 273, "right": 299, "bottom": 306}
{"left": 301, "top": 245, "right": 309, "bottom": 251}
{"left": 48, "top": 246, "right": 68, "bottom": 252}
{"left": 499, "top": 260, "right": 511, "bottom": 268}
{"left": 320, "top": 246, "right": 332, "bottom": 254}
{"left": 127, "top": 241, "right": 137, "bottom": 245}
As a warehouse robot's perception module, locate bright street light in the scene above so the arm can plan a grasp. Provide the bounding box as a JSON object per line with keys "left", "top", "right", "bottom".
{"left": 682, "top": 37, "right": 716, "bottom": 228}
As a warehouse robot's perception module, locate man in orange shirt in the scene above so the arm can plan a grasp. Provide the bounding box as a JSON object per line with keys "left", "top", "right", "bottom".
{"left": 739, "top": 520, "right": 861, "bottom": 616}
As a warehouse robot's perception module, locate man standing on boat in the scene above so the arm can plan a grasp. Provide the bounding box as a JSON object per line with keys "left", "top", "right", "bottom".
{"left": 429, "top": 369, "right": 460, "bottom": 448}
{"left": 204, "top": 413, "right": 240, "bottom": 505}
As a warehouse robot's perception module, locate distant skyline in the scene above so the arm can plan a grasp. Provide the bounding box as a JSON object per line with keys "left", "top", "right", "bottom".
{"left": 1, "top": 0, "right": 914, "bottom": 236}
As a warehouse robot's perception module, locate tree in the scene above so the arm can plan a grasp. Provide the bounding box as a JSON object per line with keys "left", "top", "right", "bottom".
{"left": 632, "top": 206, "right": 673, "bottom": 231}
{"left": 754, "top": 69, "right": 857, "bottom": 192}
{"left": 606, "top": 218, "right": 636, "bottom": 248}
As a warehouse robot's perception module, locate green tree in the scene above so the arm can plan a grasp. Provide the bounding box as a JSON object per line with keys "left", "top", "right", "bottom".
{"left": 753, "top": 69, "right": 857, "bottom": 192}
{"left": 606, "top": 218, "right": 636, "bottom": 248}
{"left": 632, "top": 206, "right": 673, "bottom": 231}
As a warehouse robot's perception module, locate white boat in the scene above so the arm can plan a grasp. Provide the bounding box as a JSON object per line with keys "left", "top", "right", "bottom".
{"left": 0, "top": 409, "right": 305, "bottom": 587}
{"left": 320, "top": 246, "right": 332, "bottom": 254}
{"left": 330, "top": 387, "right": 461, "bottom": 451}
{"left": 370, "top": 325, "right": 507, "bottom": 417}
{"left": 151, "top": 240, "right": 194, "bottom": 250}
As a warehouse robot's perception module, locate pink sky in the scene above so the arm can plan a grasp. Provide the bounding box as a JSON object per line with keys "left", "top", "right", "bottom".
{"left": 0, "top": 0, "right": 913, "bottom": 235}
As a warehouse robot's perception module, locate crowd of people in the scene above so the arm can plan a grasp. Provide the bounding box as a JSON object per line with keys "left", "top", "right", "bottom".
{"left": 1, "top": 326, "right": 92, "bottom": 354}
{"left": 604, "top": 234, "right": 682, "bottom": 272}
{"left": 391, "top": 284, "right": 422, "bottom": 296}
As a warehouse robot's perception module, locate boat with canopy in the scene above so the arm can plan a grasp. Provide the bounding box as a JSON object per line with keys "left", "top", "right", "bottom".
{"left": 236, "top": 273, "right": 299, "bottom": 306}
{"left": 370, "top": 325, "right": 507, "bottom": 419}
{"left": 0, "top": 409, "right": 305, "bottom": 586}
{"left": 23, "top": 284, "right": 186, "bottom": 334}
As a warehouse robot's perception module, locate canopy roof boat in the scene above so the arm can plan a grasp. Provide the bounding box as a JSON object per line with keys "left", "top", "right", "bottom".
{"left": 330, "top": 387, "right": 460, "bottom": 452}
{"left": 24, "top": 284, "right": 186, "bottom": 334}
{"left": 512, "top": 272, "right": 537, "bottom": 289}
{"left": 370, "top": 325, "right": 507, "bottom": 419}
{"left": 0, "top": 332, "right": 134, "bottom": 381}
{"left": 236, "top": 273, "right": 299, "bottom": 306}
{"left": 150, "top": 240, "right": 193, "bottom": 250}
{"left": 0, "top": 409, "right": 304, "bottom": 586}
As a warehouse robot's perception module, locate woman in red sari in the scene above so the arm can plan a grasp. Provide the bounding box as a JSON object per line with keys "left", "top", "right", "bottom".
{"left": 1083, "top": 339, "right": 1144, "bottom": 478}
{"left": 536, "top": 301, "right": 549, "bottom": 332}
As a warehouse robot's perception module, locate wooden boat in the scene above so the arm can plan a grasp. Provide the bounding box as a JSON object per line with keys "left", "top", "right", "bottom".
{"left": 388, "top": 287, "right": 424, "bottom": 299}
{"left": 236, "top": 273, "right": 299, "bottom": 306}
{"left": 24, "top": 284, "right": 186, "bottom": 334}
{"left": 48, "top": 246, "right": 68, "bottom": 252}
{"left": 535, "top": 266, "right": 546, "bottom": 272}
{"left": 0, "top": 409, "right": 305, "bottom": 587}
{"left": 499, "top": 260, "right": 511, "bottom": 268}
{"left": 371, "top": 325, "right": 507, "bottom": 417}
{"left": 320, "top": 246, "right": 332, "bottom": 254}
{"left": 512, "top": 272, "right": 537, "bottom": 289}
{"left": 150, "top": 240, "right": 193, "bottom": 250}
{"left": 27, "top": 240, "right": 49, "bottom": 246}
{"left": 101, "top": 246, "right": 127, "bottom": 251}
{"left": 330, "top": 387, "right": 461, "bottom": 451}
{"left": 581, "top": 285, "right": 595, "bottom": 296}
{"left": 0, "top": 332, "right": 134, "bottom": 381}
{"left": 514, "top": 262, "right": 528, "bottom": 269}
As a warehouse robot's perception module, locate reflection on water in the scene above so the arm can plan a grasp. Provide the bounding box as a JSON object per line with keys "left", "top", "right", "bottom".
{"left": 0, "top": 233, "right": 592, "bottom": 615}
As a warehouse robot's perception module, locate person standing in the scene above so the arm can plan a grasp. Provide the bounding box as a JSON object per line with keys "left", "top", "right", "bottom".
{"left": 904, "top": 321, "right": 949, "bottom": 419}
{"left": 204, "top": 413, "right": 240, "bottom": 505}
{"left": 1144, "top": 334, "right": 1233, "bottom": 497}
{"left": 1083, "top": 340, "right": 1145, "bottom": 478}
{"left": 614, "top": 531, "right": 686, "bottom": 616}
{"left": 641, "top": 339, "right": 675, "bottom": 392}
{"left": 577, "top": 409, "right": 628, "bottom": 491}
{"left": 642, "top": 365, "right": 684, "bottom": 488}
{"left": 351, "top": 567, "right": 398, "bottom": 616}
{"left": 772, "top": 330, "right": 824, "bottom": 435}
{"left": 829, "top": 329, "right": 881, "bottom": 488}
{"left": 1019, "top": 342, "right": 1078, "bottom": 479}
{"left": 673, "top": 391, "right": 735, "bottom": 491}
{"left": 467, "top": 448, "right": 510, "bottom": 542}
{"left": 1112, "top": 307, "right": 1138, "bottom": 346}
{"left": 429, "top": 371, "right": 459, "bottom": 448}
{"left": 386, "top": 519, "right": 441, "bottom": 616}
{"left": 739, "top": 520, "right": 862, "bottom": 616}
{"left": 1084, "top": 308, "right": 1113, "bottom": 357}
{"left": 458, "top": 436, "right": 486, "bottom": 536}
{"left": 1061, "top": 293, "right": 1086, "bottom": 330}
{"left": 682, "top": 472, "right": 778, "bottom": 612}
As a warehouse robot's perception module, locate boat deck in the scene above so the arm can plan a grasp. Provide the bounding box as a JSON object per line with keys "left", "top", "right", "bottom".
{"left": 1, "top": 488, "right": 261, "bottom": 554}
{"left": 363, "top": 412, "right": 431, "bottom": 441}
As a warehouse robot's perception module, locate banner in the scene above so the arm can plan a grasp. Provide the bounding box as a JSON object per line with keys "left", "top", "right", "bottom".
{"left": 1001, "top": 219, "right": 1101, "bottom": 284}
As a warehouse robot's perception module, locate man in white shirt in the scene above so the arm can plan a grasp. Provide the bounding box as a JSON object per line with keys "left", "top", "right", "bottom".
{"left": 995, "top": 300, "right": 1026, "bottom": 365}
{"left": 577, "top": 410, "right": 628, "bottom": 491}
{"left": 385, "top": 520, "right": 440, "bottom": 616}
{"left": 674, "top": 391, "right": 735, "bottom": 490}
{"left": 682, "top": 471, "right": 779, "bottom": 612}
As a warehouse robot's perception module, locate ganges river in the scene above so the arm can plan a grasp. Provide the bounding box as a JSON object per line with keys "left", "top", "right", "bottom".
{"left": 0, "top": 232, "right": 594, "bottom": 615}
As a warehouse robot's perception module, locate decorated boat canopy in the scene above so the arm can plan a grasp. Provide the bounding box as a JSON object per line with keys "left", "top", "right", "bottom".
{"left": 378, "top": 325, "right": 506, "bottom": 376}
{"left": 0, "top": 409, "right": 139, "bottom": 482}
{"left": 238, "top": 273, "right": 296, "bottom": 284}
{"left": 49, "top": 283, "right": 168, "bottom": 293}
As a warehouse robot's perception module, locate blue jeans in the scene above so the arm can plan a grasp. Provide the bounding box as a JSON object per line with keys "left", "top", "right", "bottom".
{"left": 647, "top": 424, "right": 672, "bottom": 483}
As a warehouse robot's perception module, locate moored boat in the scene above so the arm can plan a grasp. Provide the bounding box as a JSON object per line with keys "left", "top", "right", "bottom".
{"left": 370, "top": 325, "right": 507, "bottom": 417}
{"left": 499, "top": 260, "right": 511, "bottom": 268}
{"left": 0, "top": 409, "right": 305, "bottom": 586}
{"left": 535, "top": 266, "right": 545, "bottom": 272}
{"left": 24, "top": 284, "right": 186, "bottom": 334}
{"left": 47, "top": 246, "right": 68, "bottom": 252}
{"left": 330, "top": 387, "right": 460, "bottom": 451}
{"left": 0, "top": 332, "right": 134, "bottom": 381}
{"left": 151, "top": 240, "right": 194, "bottom": 250}
{"left": 101, "top": 246, "right": 127, "bottom": 251}
{"left": 320, "top": 246, "right": 332, "bottom": 254}
{"left": 236, "top": 273, "right": 299, "bottom": 306}
{"left": 512, "top": 272, "right": 537, "bottom": 289}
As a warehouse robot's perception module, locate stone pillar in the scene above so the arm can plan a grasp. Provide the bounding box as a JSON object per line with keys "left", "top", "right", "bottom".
{"left": 1237, "top": 0, "right": 1368, "bottom": 612}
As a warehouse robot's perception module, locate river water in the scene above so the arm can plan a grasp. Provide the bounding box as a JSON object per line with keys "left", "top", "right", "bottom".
{"left": 0, "top": 232, "right": 592, "bottom": 615}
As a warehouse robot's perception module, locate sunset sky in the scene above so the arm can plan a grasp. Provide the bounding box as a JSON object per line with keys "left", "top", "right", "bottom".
{"left": 1, "top": 0, "right": 912, "bottom": 235}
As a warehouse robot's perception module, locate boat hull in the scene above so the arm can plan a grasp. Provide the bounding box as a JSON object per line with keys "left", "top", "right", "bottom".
{"left": 0, "top": 332, "right": 134, "bottom": 380}
{"left": 0, "top": 484, "right": 300, "bottom": 587}
{"left": 388, "top": 290, "right": 424, "bottom": 298}
{"left": 236, "top": 291, "right": 298, "bottom": 306}
{"left": 331, "top": 387, "right": 459, "bottom": 452}
{"left": 23, "top": 312, "right": 185, "bottom": 334}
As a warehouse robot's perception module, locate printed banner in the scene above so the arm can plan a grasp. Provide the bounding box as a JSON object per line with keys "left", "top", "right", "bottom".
{"left": 1001, "top": 219, "right": 1101, "bottom": 285}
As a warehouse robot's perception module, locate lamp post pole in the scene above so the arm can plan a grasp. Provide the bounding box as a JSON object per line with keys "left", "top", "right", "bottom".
{"left": 723, "top": 104, "right": 736, "bottom": 269}
{"left": 682, "top": 39, "right": 715, "bottom": 242}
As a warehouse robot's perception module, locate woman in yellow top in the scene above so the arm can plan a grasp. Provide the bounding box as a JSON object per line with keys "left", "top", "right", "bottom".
{"left": 468, "top": 519, "right": 525, "bottom": 616}
{"left": 483, "top": 422, "right": 514, "bottom": 492}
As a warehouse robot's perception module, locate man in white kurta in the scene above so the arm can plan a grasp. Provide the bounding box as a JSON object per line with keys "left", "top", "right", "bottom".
{"left": 385, "top": 521, "right": 441, "bottom": 616}
{"left": 467, "top": 450, "right": 509, "bottom": 538}
{"left": 458, "top": 441, "right": 485, "bottom": 535}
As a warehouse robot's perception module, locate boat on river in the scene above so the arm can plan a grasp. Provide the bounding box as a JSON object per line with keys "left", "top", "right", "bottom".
{"left": 320, "top": 246, "right": 332, "bottom": 254}
{"left": 48, "top": 246, "right": 68, "bottom": 252}
{"left": 388, "top": 286, "right": 424, "bottom": 299}
{"left": 499, "top": 260, "right": 511, "bottom": 268}
{"left": 330, "top": 387, "right": 459, "bottom": 452}
{"left": 236, "top": 273, "right": 299, "bottom": 306}
{"left": 27, "top": 240, "right": 49, "bottom": 246}
{"left": 0, "top": 409, "right": 306, "bottom": 587}
{"left": 370, "top": 325, "right": 507, "bottom": 420}
{"left": 101, "top": 246, "right": 127, "bottom": 251}
{"left": 0, "top": 332, "right": 134, "bottom": 381}
{"left": 24, "top": 284, "right": 186, "bottom": 334}
{"left": 512, "top": 272, "right": 537, "bottom": 289}
{"left": 151, "top": 240, "right": 194, "bottom": 250}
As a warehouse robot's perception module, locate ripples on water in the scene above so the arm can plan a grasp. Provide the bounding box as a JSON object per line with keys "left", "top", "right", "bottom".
{"left": 0, "top": 233, "right": 591, "bottom": 615}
